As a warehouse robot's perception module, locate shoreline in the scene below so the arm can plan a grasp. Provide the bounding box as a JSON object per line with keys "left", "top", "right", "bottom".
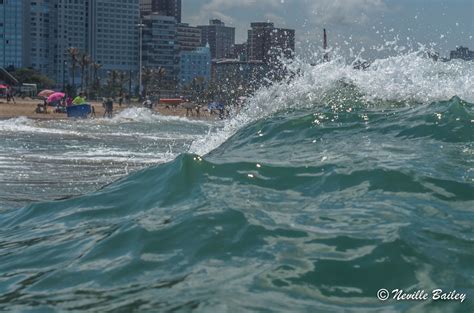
{"left": 0, "top": 98, "right": 218, "bottom": 121}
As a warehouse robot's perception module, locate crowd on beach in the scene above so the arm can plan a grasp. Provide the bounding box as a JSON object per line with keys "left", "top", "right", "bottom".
{"left": 1, "top": 85, "right": 241, "bottom": 120}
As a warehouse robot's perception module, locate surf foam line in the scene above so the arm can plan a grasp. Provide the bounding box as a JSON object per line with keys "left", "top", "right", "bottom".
{"left": 189, "top": 50, "right": 474, "bottom": 156}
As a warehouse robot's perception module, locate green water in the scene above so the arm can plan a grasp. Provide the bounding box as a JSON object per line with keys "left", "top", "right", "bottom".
{"left": 0, "top": 55, "right": 473, "bottom": 312}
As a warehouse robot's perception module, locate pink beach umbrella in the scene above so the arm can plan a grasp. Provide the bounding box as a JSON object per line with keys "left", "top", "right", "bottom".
{"left": 38, "top": 89, "right": 56, "bottom": 98}
{"left": 47, "top": 92, "right": 65, "bottom": 103}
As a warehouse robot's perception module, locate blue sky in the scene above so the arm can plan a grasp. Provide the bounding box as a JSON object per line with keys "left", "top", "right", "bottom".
{"left": 183, "top": 0, "right": 474, "bottom": 59}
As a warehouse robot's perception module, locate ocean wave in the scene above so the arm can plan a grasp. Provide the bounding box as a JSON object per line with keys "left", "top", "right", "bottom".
{"left": 0, "top": 117, "right": 82, "bottom": 136}
{"left": 1, "top": 50, "right": 473, "bottom": 312}
{"left": 104, "top": 107, "right": 214, "bottom": 126}
{"left": 190, "top": 51, "right": 474, "bottom": 156}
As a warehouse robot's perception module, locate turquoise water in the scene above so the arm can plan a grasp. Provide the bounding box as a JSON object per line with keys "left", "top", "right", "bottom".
{"left": 0, "top": 54, "right": 473, "bottom": 312}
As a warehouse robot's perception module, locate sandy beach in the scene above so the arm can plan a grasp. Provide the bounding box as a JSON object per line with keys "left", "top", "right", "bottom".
{"left": 0, "top": 98, "right": 216, "bottom": 120}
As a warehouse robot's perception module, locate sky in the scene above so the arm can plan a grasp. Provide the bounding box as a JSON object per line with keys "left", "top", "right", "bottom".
{"left": 183, "top": 0, "right": 474, "bottom": 60}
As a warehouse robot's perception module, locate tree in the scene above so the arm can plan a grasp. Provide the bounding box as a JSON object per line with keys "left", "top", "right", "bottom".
{"left": 142, "top": 66, "right": 166, "bottom": 98}
{"left": 11, "top": 68, "right": 55, "bottom": 89}
{"left": 156, "top": 67, "right": 166, "bottom": 96}
{"left": 106, "top": 70, "right": 120, "bottom": 98}
{"left": 190, "top": 76, "right": 207, "bottom": 102}
{"left": 67, "top": 47, "right": 79, "bottom": 88}
{"left": 117, "top": 71, "right": 127, "bottom": 98}
{"left": 90, "top": 62, "right": 103, "bottom": 97}
{"left": 79, "top": 53, "right": 91, "bottom": 92}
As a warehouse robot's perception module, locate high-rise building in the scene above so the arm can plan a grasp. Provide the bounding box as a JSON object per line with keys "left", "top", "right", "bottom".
{"left": 140, "top": 0, "right": 181, "bottom": 22}
{"left": 198, "top": 19, "right": 235, "bottom": 59}
{"left": 154, "top": 0, "right": 181, "bottom": 23}
{"left": 30, "top": 0, "right": 50, "bottom": 75}
{"left": 177, "top": 23, "right": 202, "bottom": 52}
{"left": 233, "top": 43, "right": 248, "bottom": 61}
{"left": 49, "top": 0, "right": 89, "bottom": 85}
{"left": 88, "top": 0, "right": 140, "bottom": 73}
{"left": 0, "top": 1, "right": 30, "bottom": 69}
{"left": 247, "top": 22, "right": 295, "bottom": 64}
{"left": 140, "top": 0, "right": 152, "bottom": 16}
{"left": 27, "top": 0, "right": 139, "bottom": 87}
{"left": 179, "top": 45, "right": 211, "bottom": 87}
{"left": 142, "top": 14, "right": 179, "bottom": 88}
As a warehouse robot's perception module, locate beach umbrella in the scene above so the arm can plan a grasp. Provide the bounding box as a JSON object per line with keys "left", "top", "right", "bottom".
{"left": 47, "top": 92, "right": 65, "bottom": 103}
{"left": 38, "top": 89, "right": 55, "bottom": 98}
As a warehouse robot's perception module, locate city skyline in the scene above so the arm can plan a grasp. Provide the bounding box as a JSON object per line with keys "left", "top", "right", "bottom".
{"left": 1, "top": 0, "right": 472, "bottom": 91}
{"left": 183, "top": 0, "right": 473, "bottom": 58}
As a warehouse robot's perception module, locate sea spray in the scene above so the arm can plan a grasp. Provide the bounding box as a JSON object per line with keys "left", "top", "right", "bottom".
{"left": 190, "top": 50, "right": 473, "bottom": 156}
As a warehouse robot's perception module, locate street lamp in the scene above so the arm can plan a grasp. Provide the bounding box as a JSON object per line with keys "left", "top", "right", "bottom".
{"left": 137, "top": 20, "right": 145, "bottom": 99}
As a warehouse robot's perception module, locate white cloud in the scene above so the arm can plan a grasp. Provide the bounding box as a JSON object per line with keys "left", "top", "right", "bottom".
{"left": 202, "top": 0, "right": 282, "bottom": 12}
{"left": 305, "top": 0, "right": 386, "bottom": 25}
{"left": 191, "top": 0, "right": 386, "bottom": 27}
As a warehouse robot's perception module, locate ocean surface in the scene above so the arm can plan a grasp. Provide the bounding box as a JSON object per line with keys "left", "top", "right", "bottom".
{"left": 0, "top": 53, "right": 473, "bottom": 312}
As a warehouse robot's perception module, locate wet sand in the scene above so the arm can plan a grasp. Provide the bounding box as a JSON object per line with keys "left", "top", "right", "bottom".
{"left": 0, "top": 98, "right": 216, "bottom": 120}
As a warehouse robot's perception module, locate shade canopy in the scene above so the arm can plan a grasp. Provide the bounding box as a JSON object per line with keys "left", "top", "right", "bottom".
{"left": 38, "top": 89, "right": 55, "bottom": 98}
{"left": 47, "top": 92, "right": 66, "bottom": 103}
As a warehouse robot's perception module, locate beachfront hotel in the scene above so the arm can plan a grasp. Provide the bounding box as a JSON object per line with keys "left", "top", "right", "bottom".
{"left": 142, "top": 14, "right": 180, "bottom": 87}
{"left": 177, "top": 23, "right": 202, "bottom": 52}
{"left": 88, "top": 0, "right": 140, "bottom": 74}
{"left": 179, "top": 45, "right": 211, "bottom": 87}
{"left": 198, "top": 19, "right": 236, "bottom": 60}
{"left": 140, "top": 0, "right": 181, "bottom": 23}
{"left": 29, "top": 0, "right": 51, "bottom": 75}
{"left": 247, "top": 22, "right": 296, "bottom": 64}
{"left": 0, "top": 0, "right": 30, "bottom": 69}
{"left": 2, "top": 0, "right": 140, "bottom": 86}
{"left": 0, "top": 0, "right": 295, "bottom": 93}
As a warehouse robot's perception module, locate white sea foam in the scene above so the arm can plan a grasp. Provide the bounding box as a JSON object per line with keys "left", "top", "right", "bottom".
{"left": 190, "top": 51, "right": 474, "bottom": 156}
{"left": 102, "top": 107, "right": 212, "bottom": 125}
{"left": 31, "top": 149, "right": 174, "bottom": 164}
{"left": 0, "top": 117, "right": 82, "bottom": 136}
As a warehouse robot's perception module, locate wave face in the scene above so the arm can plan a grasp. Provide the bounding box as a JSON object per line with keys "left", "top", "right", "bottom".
{"left": 1, "top": 54, "right": 473, "bottom": 312}
{"left": 0, "top": 110, "right": 215, "bottom": 208}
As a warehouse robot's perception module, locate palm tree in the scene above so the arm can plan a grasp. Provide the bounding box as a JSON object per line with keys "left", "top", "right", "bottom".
{"left": 107, "top": 70, "right": 120, "bottom": 97}
{"left": 191, "top": 76, "right": 206, "bottom": 102}
{"left": 117, "top": 71, "right": 127, "bottom": 99}
{"left": 67, "top": 47, "right": 79, "bottom": 88}
{"left": 92, "top": 63, "right": 102, "bottom": 84}
{"left": 79, "top": 53, "right": 91, "bottom": 92}
{"left": 91, "top": 62, "right": 103, "bottom": 96}
{"left": 141, "top": 67, "right": 167, "bottom": 98}
{"left": 156, "top": 66, "right": 166, "bottom": 95}
{"left": 142, "top": 67, "right": 154, "bottom": 98}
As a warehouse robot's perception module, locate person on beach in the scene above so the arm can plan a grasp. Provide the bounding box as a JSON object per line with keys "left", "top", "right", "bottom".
{"left": 143, "top": 97, "right": 153, "bottom": 110}
{"left": 66, "top": 96, "right": 73, "bottom": 106}
{"left": 73, "top": 93, "right": 86, "bottom": 105}
{"left": 104, "top": 97, "right": 113, "bottom": 118}
{"left": 6, "top": 87, "right": 15, "bottom": 104}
